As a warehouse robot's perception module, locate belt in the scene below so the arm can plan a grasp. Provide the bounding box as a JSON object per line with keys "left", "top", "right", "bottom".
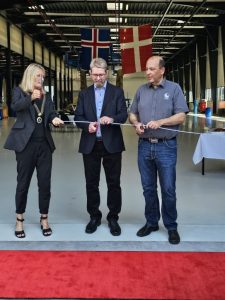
{"left": 139, "top": 137, "right": 176, "bottom": 143}
{"left": 96, "top": 138, "right": 103, "bottom": 142}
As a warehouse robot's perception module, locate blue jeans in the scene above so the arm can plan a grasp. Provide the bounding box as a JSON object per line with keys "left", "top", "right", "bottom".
{"left": 138, "top": 138, "right": 177, "bottom": 230}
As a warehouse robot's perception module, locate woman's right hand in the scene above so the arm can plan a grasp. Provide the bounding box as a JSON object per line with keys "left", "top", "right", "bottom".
{"left": 31, "top": 89, "right": 42, "bottom": 101}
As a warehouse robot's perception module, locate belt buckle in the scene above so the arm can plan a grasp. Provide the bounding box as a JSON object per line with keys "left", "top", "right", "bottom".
{"left": 150, "top": 138, "right": 158, "bottom": 143}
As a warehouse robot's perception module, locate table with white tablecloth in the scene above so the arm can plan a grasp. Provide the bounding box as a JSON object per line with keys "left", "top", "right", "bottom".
{"left": 193, "top": 132, "right": 225, "bottom": 175}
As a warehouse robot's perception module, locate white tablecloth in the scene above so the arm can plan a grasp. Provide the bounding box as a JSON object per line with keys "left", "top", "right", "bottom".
{"left": 193, "top": 132, "right": 225, "bottom": 164}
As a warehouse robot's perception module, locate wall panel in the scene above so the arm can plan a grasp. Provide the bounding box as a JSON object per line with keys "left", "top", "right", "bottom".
{"left": 10, "top": 25, "right": 22, "bottom": 54}
{"left": 51, "top": 52, "right": 55, "bottom": 70}
{"left": 24, "top": 34, "right": 33, "bottom": 59}
{"left": 44, "top": 48, "right": 49, "bottom": 67}
{"left": 35, "top": 42, "right": 42, "bottom": 64}
{"left": 0, "top": 17, "right": 7, "bottom": 47}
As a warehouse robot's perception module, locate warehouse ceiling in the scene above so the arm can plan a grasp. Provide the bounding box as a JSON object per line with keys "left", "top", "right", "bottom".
{"left": 0, "top": 0, "right": 225, "bottom": 70}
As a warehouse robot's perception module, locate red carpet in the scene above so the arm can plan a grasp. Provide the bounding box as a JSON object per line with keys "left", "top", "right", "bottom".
{"left": 0, "top": 250, "right": 225, "bottom": 299}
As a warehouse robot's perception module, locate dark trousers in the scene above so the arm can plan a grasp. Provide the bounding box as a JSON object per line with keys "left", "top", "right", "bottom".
{"left": 15, "top": 140, "right": 52, "bottom": 214}
{"left": 83, "top": 141, "right": 122, "bottom": 221}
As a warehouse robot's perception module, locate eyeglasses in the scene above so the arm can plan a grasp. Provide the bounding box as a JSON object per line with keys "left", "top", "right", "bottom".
{"left": 91, "top": 73, "right": 106, "bottom": 78}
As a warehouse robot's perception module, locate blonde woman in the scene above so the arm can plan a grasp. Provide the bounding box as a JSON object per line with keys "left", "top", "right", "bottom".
{"left": 4, "top": 63, "right": 64, "bottom": 238}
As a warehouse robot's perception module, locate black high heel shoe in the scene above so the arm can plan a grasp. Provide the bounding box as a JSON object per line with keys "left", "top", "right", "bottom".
{"left": 15, "top": 217, "right": 25, "bottom": 238}
{"left": 40, "top": 215, "right": 52, "bottom": 236}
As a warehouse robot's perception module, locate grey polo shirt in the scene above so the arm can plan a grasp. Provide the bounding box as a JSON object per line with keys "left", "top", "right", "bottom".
{"left": 130, "top": 79, "right": 189, "bottom": 139}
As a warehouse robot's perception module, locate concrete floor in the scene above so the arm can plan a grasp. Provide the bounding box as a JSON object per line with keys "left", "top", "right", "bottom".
{"left": 1, "top": 113, "right": 225, "bottom": 251}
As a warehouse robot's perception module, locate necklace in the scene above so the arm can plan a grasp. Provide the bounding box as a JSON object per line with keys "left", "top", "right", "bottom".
{"left": 33, "top": 96, "right": 46, "bottom": 124}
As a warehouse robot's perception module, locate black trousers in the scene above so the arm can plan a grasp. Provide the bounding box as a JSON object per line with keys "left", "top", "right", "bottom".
{"left": 83, "top": 141, "right": 122, "bottom": 221}
{"left": 15, "top": 140, "right": 52, "bottom": 214}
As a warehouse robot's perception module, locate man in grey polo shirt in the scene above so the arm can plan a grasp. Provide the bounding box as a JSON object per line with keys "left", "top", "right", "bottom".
{"left": 129, "top": 55, "right": 189, "bottom": 244}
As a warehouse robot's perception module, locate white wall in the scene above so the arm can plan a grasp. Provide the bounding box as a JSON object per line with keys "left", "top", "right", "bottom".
{"left": 123, "top": 72, "right": 146, "bottom": 100}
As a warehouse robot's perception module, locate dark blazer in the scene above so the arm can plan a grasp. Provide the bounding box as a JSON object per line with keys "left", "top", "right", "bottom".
{"left": 75, "top": 82, "right": 128, "bottom": 154}
{"left": 4, "top": 87, "right": 57, "bottom": 153}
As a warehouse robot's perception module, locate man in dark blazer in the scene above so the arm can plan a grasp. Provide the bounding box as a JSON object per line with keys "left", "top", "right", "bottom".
{"left": 75, "top": 57, "right": 128, "bottom": 236}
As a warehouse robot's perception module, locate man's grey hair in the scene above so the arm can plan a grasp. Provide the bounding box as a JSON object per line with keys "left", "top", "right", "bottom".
{"left": 159, "top": 57, "right": 165, "bottom": 68}
{"left": 90, "top": 57, "right": 108, "bottom": 71}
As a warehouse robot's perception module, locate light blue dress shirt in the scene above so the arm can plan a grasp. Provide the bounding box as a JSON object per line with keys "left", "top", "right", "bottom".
{"left": 94, "top": 81, "right": 107, "bottom": 138}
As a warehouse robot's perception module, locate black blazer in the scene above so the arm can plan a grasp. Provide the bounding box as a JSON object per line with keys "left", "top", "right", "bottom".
{"left": 4, "top": 87, "right": 57, "bottom": 153}
{"left": 75, "top": 82, "right": 128, "bottom": 154}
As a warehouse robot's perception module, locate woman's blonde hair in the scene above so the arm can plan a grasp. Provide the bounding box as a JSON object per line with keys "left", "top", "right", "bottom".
{"left": 20, "top": 63, "right": 45, "bottom": 94}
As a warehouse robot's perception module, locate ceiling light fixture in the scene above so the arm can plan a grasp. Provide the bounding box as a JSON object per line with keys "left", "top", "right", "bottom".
{"left": 108, "top": 17, "right": 123, "bottom": 23}
{"left": 107, "top": 3, "right": 123, "bottom": 10}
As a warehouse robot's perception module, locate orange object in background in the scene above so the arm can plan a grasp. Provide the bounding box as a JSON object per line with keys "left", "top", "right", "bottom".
{"left": 199, "top": 100, "right": 207, "bottom": 113}
{"left": 3, "top": 106, "right": 8, "bottom": 118}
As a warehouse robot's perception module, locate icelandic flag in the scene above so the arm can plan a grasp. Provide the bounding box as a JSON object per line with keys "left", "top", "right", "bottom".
{"left": 120, "top": 24, "right": 152, "bottom": 74}
{"left": 80, "top": 28, "right": 111, "bottom": 70}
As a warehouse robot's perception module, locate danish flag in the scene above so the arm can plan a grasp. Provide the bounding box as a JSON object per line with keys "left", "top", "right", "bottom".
{"left": 120, "top": 24, "right": 152, "bottom": 74}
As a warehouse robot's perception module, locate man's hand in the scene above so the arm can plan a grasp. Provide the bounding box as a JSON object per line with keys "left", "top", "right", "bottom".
{"left": 88, "top": 121, "right": 98, "bottom": 133}
{"left": 145, "top": 120, "right": 162, "bottom": 129}
{"left": 99, "top": 116, "right": 113, "bottom": 125}
{"left": 135, "top": 122, "right": 145, "bottom": 135}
